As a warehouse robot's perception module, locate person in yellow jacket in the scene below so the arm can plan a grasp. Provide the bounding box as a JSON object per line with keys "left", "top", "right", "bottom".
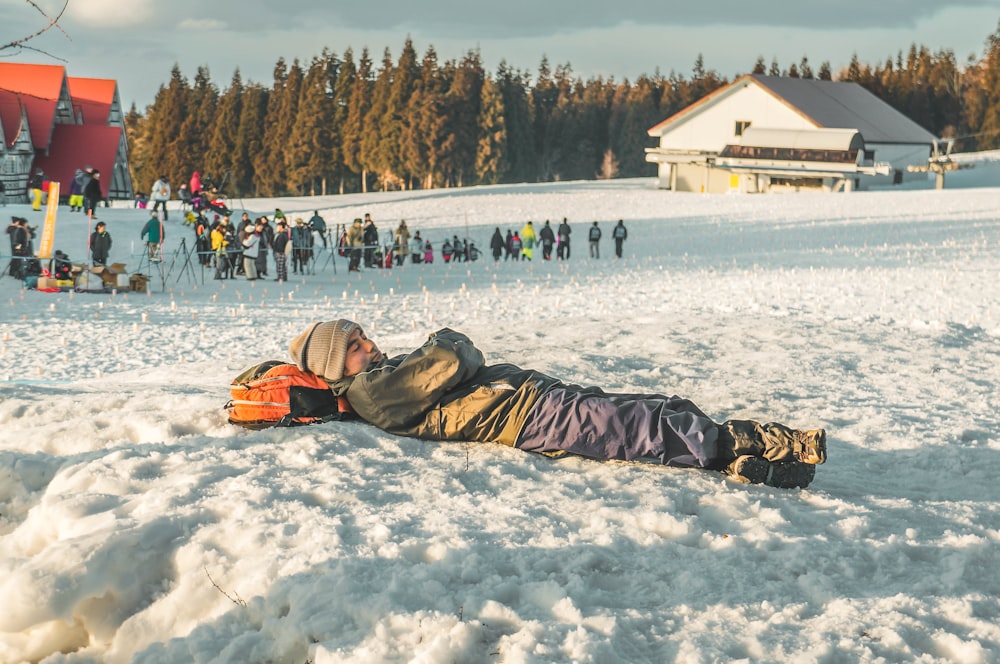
{"left": 520, "top": 220, "right": 536, "bottom": 260}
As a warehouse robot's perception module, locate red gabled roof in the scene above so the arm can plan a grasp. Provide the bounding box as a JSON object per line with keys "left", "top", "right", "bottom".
{"left": 68, "top": 77, "right": 117, "bottom": 125}
{"left": 33, "top": 124, "right": 122, "bottom": 194}
{"left": 0, "top": 95, "right": 25, "bottom": 148}
{"left": 0, "top": 62, "right": 67, "bottom": 149}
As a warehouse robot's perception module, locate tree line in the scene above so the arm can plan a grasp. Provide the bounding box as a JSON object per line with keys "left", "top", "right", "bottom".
{"left": 125, "top": 22, "right": 1000, "bottom": 199}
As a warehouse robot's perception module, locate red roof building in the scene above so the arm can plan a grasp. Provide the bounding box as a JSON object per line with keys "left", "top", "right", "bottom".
{"left": 0, "top": 63, "right": 133, "bottom": 202}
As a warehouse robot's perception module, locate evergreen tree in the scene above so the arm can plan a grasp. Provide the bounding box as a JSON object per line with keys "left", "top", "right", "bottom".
{"left": 179, "top": 66, "right": 219, "bottom": 186}
{"left": 384, "top": 37, "right": 420, "bottom": 188}
{"left": 234, "top": 83, "right": 268, "bottom": 196}
{"left": 142, "top": 64, "right": 189, "bottom": 193}
{"left": 846, "top": 53, "right": 863, "bottom": 81}
{"left": 769, "top": 58, "right": 781, "bottom": 76}
{"left": 124, "top": 102, "right": 149, "bottom": 195}
{"left": 495, "top": 61, "right": 535, "bottom": 183}
{"left": 752, "top": 56, "right": 767, "bottom": 75}
{"left": 818, "top": 61, "right": 833, "bottom": 80}
{"left": 614, "top": 74, "right": 660, "bottom": 177}
{"left": 288, "top": 55, "right": 335, "bottom": 195}
{"left": 205, "top": 69, "right": 243, "bottom": 195}
{"left": 259, "top": 58, "right": 304, "bottom": 196}
{"left": 532, "top": 56, "right": 559, "bottom": 181}
{"left": 332, "top": 48, "right": 356, "bottom": 193}
{"left": 343, "top": 48, "right": 372, "bottom": 192}
{"left": 799, "top": 56, "right": 814, "bottom": 79}
{"left": 963, "top": 21, "right": 1000, "bottom": 149}
{"left": 402, "top": 46, "right": 446, "bottom": 189}
{"left": 475, "top": 76, "right": 508, "bottom": 184}
{"left": 441, "top": 50, "right": 484, "bottom": 186}
{"left": 362, "top": 48, "right": 395, "bottom": 190}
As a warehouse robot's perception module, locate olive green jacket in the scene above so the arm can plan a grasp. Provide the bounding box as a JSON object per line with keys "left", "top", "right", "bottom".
{"left": 327, "top": 328, "right": 560, "bottom": 446}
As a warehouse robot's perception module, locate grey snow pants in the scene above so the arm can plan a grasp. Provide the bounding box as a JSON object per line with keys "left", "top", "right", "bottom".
{"left": 516, "top": 386, "right": 725, "bottom": 468}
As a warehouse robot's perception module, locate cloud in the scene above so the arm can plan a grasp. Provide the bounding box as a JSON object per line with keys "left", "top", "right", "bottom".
{"left": 192, "top": 0, "right": 1000, "bottom": 37}
{"left": 66, "top": 0, "right": 155, "bottom": 29}
{"left": 48, "top": 0, "right": 999, "bottom": 38}
{"left": 177, "top": 18, "right": 228, "bottom": 31}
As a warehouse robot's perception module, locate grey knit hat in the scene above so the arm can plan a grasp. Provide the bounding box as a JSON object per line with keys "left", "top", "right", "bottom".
{"left": 289, "top": 320, "right": 360, "bottom": 380}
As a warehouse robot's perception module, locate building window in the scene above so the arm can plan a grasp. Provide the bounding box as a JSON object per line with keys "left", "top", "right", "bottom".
{"left": 735, "top": 120, "right": 751, "bottom": 136}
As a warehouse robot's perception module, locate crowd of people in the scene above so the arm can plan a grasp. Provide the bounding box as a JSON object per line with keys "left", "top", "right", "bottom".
{"left": 487, "top": 218, "right": 629, "bottom": 261}
{"left": 5, "top": 165, "right": 634, "bottom": 285}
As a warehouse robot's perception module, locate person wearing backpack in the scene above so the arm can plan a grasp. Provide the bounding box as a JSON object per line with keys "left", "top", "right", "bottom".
{"left": 286, "top": 320, "right": 828, "bottom": 489}
{"left": 612, "top": 219, "right": 628, "bottom": 258}
{"left": 588, "top": 221, "right": 602, "bottom": 259}
{"left": 557, "top": 218, "right": 571, "bottom": 260}
{"left": 141, "top": 211, "right": 164, "bottom": 262}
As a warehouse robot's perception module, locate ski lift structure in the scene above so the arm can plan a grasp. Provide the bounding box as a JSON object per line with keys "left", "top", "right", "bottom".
{"left": 907, "top": 138, "right": 975, "bottom": 189}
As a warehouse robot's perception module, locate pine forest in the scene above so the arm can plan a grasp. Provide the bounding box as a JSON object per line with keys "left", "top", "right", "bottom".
{"left": 125, "top": 23, "right": 1000, "bottom": 198}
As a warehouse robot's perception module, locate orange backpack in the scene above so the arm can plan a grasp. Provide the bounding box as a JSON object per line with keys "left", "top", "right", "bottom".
{"left": 226, "top": 360, "right": 354, "bottom": 429}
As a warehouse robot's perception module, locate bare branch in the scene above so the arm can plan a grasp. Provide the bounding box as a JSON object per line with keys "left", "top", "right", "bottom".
{"left": 204, "top": 566, "right": 248, "bottom": 607}
{"left": 0, "top": 0, "right": 71, "bottom": 53}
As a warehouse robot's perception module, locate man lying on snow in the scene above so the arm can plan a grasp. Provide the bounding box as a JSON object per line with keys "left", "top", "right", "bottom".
{"left": 289, "top": 320, "right": 827, "bottom": 489}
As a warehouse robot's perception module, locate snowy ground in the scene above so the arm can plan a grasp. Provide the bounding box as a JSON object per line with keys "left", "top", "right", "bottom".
{"left": 1, "top": 166, "right": 999, "bottom": 663}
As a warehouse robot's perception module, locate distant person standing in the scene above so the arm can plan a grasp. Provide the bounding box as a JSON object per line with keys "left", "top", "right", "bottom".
{"left": 557, "top": 218, "right": 571, "bottom": 260}
{"left": 90, "top": 221, "right": 112, "bottom": 266}
{"left": 490, "top": 227, "right": 504, "bottom": 261}
{"left": 256, "top": 216, "right": 273, "bottom": 277}
{"left": 292, "top": 218, "right": 313, "bottom": 274}
{"left": 272, "top": 219, "right": 290, "bottom": 282}
{"left": 588, "top": 221, "right": 602, "bottom": 259}
{"left": 141, "top": 211, "right": 164, "bottom": 262}
{"left": 520, "top": 221, "right": 536, "bottom": 261}
{"left": 362, "top": 213, "right": 378, "bottom": 267}
{"left": 539, "top": 220, "right": 555, "bottom": 260}
{"left": 242, "top": 220, "right": 261, "bottom": 280}
{"left": 67, "top": 169, "right": 85, "bottom": 212}
{"left": 28, "top": 168, "right": 44, "bottom": 211}
{"left": 150, "top": 175, "right": 171, "bottom": 221}
{"left": 410, "top": 231, "right": 424, "bottom": 264}
{"left": 309, "top": 210, "right": 328, "bottom": 248}
{"left": 509, "top": 232, "right": 523, "bottom": 261}
{"left": 347, "top": 217, "right": 364, "bottom": 272}
{"left": 83, "top": 169, "right": 103, "bottom": 218}
{"left": 394, "top": 221, "right": 410, "bottom": 266}
{"left": 612, "top": 219, "right": 628, "bottom": 258}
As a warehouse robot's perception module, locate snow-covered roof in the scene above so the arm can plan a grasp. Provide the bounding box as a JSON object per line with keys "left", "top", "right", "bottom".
{"left": 649, "top": 74, "right": 937, "bottom": 146}
{"left": 736, "top": 127, "right": 865, "bottom": 152}
{"left": 752, "top": 75, "right": 937, "bottom": 145}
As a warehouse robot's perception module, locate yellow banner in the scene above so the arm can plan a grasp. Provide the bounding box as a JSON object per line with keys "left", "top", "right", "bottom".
{"left": 37, "top": 181, "right": 60, "bottom": 260}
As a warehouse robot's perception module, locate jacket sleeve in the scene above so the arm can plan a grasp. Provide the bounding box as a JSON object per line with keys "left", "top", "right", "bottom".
{"left": 345, "top": 328, "right": 485, "bottom": 430}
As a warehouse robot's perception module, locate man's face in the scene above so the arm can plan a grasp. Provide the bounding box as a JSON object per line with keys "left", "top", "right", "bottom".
{"left": 342, "top": 327, "right": 381, "bottom": 377}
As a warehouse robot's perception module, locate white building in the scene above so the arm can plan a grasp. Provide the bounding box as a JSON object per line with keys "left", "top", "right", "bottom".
{"left": 646, "top": 74, "right": 937, "bottom": 193}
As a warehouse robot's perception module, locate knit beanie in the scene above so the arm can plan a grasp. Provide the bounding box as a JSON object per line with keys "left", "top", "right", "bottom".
{"left": 289, "top": 319, "right": 360, "bottom": 380}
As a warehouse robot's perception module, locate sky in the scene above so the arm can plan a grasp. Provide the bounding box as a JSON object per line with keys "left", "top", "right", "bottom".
{"left": 2, "top": 0, "right": 999, "bottom": 111}
{"left": 2, "top": 168, "right": 1000, "bottom": 661}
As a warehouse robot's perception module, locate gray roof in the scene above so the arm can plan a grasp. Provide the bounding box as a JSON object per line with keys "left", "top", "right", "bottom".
{"left": 752, "top": 75, "right": 938, "bottom": 145}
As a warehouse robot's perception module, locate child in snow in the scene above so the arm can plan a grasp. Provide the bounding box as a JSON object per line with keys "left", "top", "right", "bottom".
{"left": 288, "top": 321, "right": 828, "bottom": 488}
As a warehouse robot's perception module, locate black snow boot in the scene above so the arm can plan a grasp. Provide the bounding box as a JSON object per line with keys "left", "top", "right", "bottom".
{"left": 725, "top": 455, "right": 815, "bottom": 489}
